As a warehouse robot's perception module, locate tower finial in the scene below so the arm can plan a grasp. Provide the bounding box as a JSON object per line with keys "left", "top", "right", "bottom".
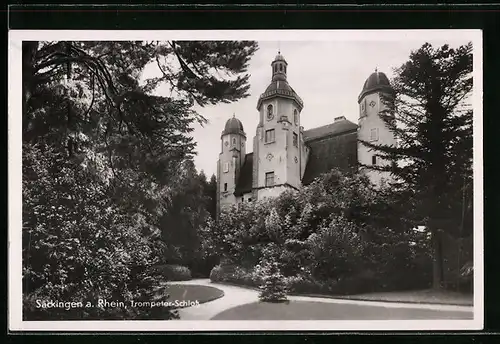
{"left": 375, "top": 67, "right": 378, "bottom": 73}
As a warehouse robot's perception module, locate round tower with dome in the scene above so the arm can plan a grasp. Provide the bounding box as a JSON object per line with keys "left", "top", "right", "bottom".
{"left": 357, "top": 69, "right": 397, "bottom": 186}
{"left": 217, "top": 114, "right": 246, "bottom": 211}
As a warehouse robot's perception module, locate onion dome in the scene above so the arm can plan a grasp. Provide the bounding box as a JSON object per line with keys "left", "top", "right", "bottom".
{"left": 221, "top": 114, "right": 246, "bottom": 137}
{"left": 257, "top": 52, "right": 304, "bottom": 111}
{"left": 358, "top": 69, "right": 394, "bottom": 102}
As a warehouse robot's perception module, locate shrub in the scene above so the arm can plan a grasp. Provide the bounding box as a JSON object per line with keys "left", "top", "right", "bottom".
{"left": 209, "top": 264, "right": 224, "bottom": 282}
{"left": 209, "top": 264, "right": 262, "bottom": 287}
{"left": 258, "top": 259, "right": 288, "bottom": 302}
{"left": 307, "top": 216, "right": 365, "bottom": 281}
{"left": 155, "top": 264, "right": 192, "bottom": 281}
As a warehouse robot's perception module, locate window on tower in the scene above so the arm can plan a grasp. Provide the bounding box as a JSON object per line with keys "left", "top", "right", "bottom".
{"left": 232, "top": 137, "right": 236, "bottom": 145}
{"left": 293, "top": 132, "right": 298, "bottom": 147}
{"left": 265, "top": 129, "right": 275, "bottom": 143}
{"left": 361, "top": 99, "right": 367, "bottom": 117}
{"left": 372, "top": 155, "right": 377, "bottom": 165}
{"left": 265, "top": 172, "right": 275, "bottom": 187}
{"left": 223, "top": 162, "right": 229, "bottom": 173}
{"left": 267, "top": 104, "right": 274, "bottom": 120}
{"left": 370, "top": 128, "right": 379, "bottom": 141}
{"left": 224, "top": 183, "right": 228, "bottom": 192}
{"left": 279, "top": 64, "right": 283, "bottom": 72}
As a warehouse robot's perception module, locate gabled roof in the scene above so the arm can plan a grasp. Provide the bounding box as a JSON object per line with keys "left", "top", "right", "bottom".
{"left": 235, "top": 153, "right": 253, "bottom": 196}
{"left": 301, "top": 119, "right": 359, "bottom": 185}
{"left": 303, "top": 118, "right": 358, "bottom": 142}
{"left": 302, "top": 129, "right": 358, "bottom": 185}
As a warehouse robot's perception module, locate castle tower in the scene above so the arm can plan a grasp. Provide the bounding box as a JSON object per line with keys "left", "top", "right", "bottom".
{"left": 357, "top": 69, "right": 396, "bottom": 186}
{"left": 252, "top": 52, "right": 305, "bottom": 200}
{"left": 217, "top": 115, "right": 246, "bottom": 212}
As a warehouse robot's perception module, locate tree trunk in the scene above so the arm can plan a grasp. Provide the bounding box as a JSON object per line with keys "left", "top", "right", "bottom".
{"left": 431, "top": 226, "right": 444, "bottom": 289}
{"left": 22, "top": 41, "right": 39, "bottom": 135}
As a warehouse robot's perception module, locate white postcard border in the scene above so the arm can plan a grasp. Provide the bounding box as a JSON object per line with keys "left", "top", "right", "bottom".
{"left": 8, "top": 29, "right": 483, "bottom": 332}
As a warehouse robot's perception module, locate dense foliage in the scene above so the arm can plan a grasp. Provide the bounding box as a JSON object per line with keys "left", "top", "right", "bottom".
{"left": 359, "top": 42, "right": 473, "bottom": 288}
{"left": 206, "top": 42, "right": 473, "bottom": 295}
{"left": 22, "top": 40, "right": 257, "bottom": 319}
{"left": 154, "top": 264, "right": 192, "bottom": 282}
{"left": 208, "top": 169, "right": 433, "bottom": 295}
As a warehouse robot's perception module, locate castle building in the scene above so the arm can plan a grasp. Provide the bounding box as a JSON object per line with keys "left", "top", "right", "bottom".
{"left": 216, "top": 53, "right": 396, "bottom": 213}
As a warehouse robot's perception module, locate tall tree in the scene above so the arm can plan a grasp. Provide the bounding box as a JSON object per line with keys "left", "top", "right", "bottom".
{"left": 22, "top": 40, "right": 258, "bottom": 319}
{"left": 204, "top": 174, "right": 218, "bottom": 220}
{"left": 359, "top": 42, "right": 473, "bottom": 289}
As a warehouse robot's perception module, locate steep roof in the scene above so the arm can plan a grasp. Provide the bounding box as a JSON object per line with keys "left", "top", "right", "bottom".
{"left": 303, "top": 118, "right": 358, "bottom": 142}
{"left": 235, "top": 152, "right": 253, "bottom": 196}
{"left": 302, "top": 119, "right": 359, "bottom": 185}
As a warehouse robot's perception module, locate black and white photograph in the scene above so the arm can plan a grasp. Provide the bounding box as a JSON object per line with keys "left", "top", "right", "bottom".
{"left": 8, "top": 29, "right": 483, "bottom": 331}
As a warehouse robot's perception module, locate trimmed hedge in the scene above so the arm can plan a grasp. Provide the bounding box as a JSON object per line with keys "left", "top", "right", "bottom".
{"left": 210, "top": 264, "right": 262, "bottom": 287}
{"left": 155, "top": 264, "right": 192, "bottom": 281}
{"left": 209, "top": 264, "right": 431, "bottom": 296}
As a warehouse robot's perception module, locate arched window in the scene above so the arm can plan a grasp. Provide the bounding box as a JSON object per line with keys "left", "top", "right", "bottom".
{"left": 274, "top": 65, "right": 277, "bottom": 73}
{"left": 232, "top": 137, "right": 236, "bottom": 145}
{"left": 293, "top": 109, "right": 298, "bottom": 125}
{"left": 279, "top": 64, "right": 283, "bottom": 72}
{"left": 284, "top": 65, "right": 287, "bottom": 73}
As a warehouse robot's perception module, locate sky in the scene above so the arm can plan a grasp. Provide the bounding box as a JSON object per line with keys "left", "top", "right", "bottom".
{"left": 143, "top": 35, "right": 474, "bottom": 177}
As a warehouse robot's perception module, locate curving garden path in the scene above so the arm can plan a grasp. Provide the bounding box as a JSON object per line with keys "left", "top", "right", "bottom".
{"left": 174, "top": 279, "right": 473, "bottom": 320}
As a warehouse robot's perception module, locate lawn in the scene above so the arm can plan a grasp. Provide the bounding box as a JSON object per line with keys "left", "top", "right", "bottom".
{"left": 154, "top": 284, "right": 225, "bottom": 308}
{"left": 337, "top": 289, "right": 473, "bottom": 306}
{"left": 211, "top": 300, "right": 473, "bottom": 320}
